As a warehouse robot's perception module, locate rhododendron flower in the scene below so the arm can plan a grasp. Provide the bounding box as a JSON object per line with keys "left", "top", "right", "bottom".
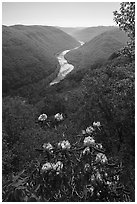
{"left": 43, "top": 143, "right": 53, "bottom": 153}
{"left": 38, "top": 114, "right": 48, "bottom": 121}
{"left": 41, "top": 162, "right": 53, "bottom": 172}
{"left": 86, "top": 126, "right": 94, "bottom": 134}
{"left": 54, "top": 113, "right": 63, "bottom": 121}
{"left": 93, "top": 121, "right": 101, "bottom": 127}
{"left": 58, "top": 140, "right": 71, "bottom": 149}
{"left": 53, "top": 161, "right": 63, "bottom": 172}
{"left": 84, "top": 136, "right": 95, "bottom": 146}
{"left": 95, "top": 153, "right": 108, "bottom": 164}
{"left": 83, "top": 147, "right": 90, "bottom": 155}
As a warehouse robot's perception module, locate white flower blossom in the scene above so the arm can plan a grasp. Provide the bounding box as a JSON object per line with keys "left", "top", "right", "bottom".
{"left": 84, "top": 136, "right": 95, "bottom": 147}
{"left": 41, "top": 162, "right": 53, "bottom": 172}
{"left": 95, "top": 153, "right": 108, "bottom": 164}
{"left": 83, "top": 147, "right": 90, "bottom": 155}
{"left": 38, "top": 114, "right": 48, "bottom": 121}
{"left": 58, "top": 140, "right": 71, "bottom": 150}
{"left": 86, "top": 126, "right": 94, "bottom": 134}
{"left": 43, "top": 143, "right": 53, "bottom": 153}
{"left": 53, "top": 161, "right": 63, "bottom": 172}
{"left": 54, "top": 113, "right": 63, "bottom": 121}
{"left": 93, "top": 121, "right": 101, "bottom": 127}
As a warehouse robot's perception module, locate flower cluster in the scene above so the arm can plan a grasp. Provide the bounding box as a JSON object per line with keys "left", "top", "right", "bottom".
{"left": 95, "top": 153, "right": 108, "bottom": 164}
{"left": 54, "top": 113, "right": 63, "bottom": 121}
{"left": 82, "top": 121, "right": 101, "bottom": 135}
{"left": 38, "top": 113, "right": 48, "bottom": 121}
{"left": 41, "top": 161, "right": 63, "bottom": 174}
{"left": 58, "top": 140, "right": 71, "bottom": 150}
{"left": 41, "top": 162, "right": 53, "bottom": 172}
{"left": 53, "top": 161, "right": 63, "bottom": 173}
{"left": 42, "top": 143, "right": 53, "bottom": 153}
{"left": 84, "top": 136, "right": 95, "bottom": 147}
{"left": 93, "top": 121, "right": 101, "bottom": 128}
{"left": 38, "top": 112, "right": 64, "bottom": 125}
{"left": 86, "top": 126, "right": 94, "bottom": 134}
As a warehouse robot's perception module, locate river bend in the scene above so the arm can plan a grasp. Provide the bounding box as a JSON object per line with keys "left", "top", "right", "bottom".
{"left": 50, "top": 41, "right": 84, "bottom": 86}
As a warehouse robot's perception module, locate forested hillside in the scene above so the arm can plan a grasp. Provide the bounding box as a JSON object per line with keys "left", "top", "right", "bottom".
{"left": 2, "top": 25, "right": 80, "bottom": 95}
{"left": 71, "top": 26, "right": 118, "bottom": 42}
{"left": 2, "top": 2, "right": 135, "bottom": 202}
{"left": 66, "top": 28, "right": 129, "bottom": 71}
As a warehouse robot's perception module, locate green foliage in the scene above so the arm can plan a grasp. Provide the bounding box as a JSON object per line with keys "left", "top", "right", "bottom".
{"left": 70, "top": 26, "right": 119, "bottom": 42}
{"left": 35, "top": 94, "right": 66, "bottom": 116}
{"left": 114, "top": 2, "right": 135, "bottom": 60}
{"left": 3, "top": 125, "right": 133, "bottom": 202}
{"left": 2, "top": 7, "right": 135, "bottom": 201}
{"left": 66, "top": 28, "right": 128, "bottom": 71}
{"left": 2, "top": 25, "right": 80, "bottom": 95}
{"left": 2, "top": 97, "right": 42, "bottom": 172}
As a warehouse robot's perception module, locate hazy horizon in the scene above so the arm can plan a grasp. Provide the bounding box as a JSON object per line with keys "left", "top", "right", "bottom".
{"left": 3, "top": 2, "right": 120, "bottom": 27}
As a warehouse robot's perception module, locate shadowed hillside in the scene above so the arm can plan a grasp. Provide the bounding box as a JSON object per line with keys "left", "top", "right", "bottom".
{"left": 2, "top": 2, "right": 135, "bottom": 201}
{"left": 2, "top": 25, "right": 80, "bottom": 94}
{"left": 71, "top": 26, "right": 119, "bottom": 42}
{"left": 66, "top": 28, "right": 129, "bottom": 71}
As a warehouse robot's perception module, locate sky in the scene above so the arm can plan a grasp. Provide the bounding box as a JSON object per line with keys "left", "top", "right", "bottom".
{"left": 2, "top": 2, "right": 121, "bottom": 27}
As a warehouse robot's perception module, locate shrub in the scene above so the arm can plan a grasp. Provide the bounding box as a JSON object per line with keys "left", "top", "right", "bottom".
{"left": 2, "top": 123, "right": 133, "bottom": 202}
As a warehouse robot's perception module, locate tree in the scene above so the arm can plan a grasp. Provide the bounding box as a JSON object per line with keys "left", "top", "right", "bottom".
{"left": 113, "top": 2, "right": 135, "bottom": 60}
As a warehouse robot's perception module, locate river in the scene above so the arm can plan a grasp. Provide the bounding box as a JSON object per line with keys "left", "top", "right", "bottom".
{"left": 50, "top": 41, "right": 84, "bottom": 86}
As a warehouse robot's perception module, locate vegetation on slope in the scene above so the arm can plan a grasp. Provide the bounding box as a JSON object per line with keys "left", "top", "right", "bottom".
{"left": 71, "top": 26, "right": 118, "bottom": 42}
{"left": 2, "top": 2, "right": 135, "bottom": 201}
{"left": 65, "top": 28, "right": 129, "bottom": 71}
{"left": 2, "top": 25, "right": 80, "bottom": 95}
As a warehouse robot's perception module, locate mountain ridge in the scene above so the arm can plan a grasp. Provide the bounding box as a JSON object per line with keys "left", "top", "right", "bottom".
{"left": 65, "top": 28, "right": 129, "bottom": 71}
{"left": 2, "top": 25, "right": 80, "bottom": 94}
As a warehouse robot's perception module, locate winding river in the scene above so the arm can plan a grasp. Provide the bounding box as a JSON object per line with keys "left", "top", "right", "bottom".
{"left": 50, "top": 41, "right": 84, "bottom": 86}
